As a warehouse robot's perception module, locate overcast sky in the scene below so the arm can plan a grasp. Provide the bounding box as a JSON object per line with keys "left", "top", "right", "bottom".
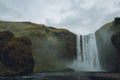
{"left": 0, "top": 0, "right": 120, "bottom": 34}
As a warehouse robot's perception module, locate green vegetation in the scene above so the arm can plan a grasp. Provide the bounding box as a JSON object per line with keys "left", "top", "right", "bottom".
{"left": 0, "top": 31, "right": 34, "bottom": 75}
{"left": 0, "top": 21, "right": 76, "bottom": 73}
{"left": 96, "top": 21, "right": 120, "bottom": 33}
{"left": 96, "top": 21, "right": 114, "bottom": 32}
{"left": 95, "top": 18, "right": 120, "bottom": 71}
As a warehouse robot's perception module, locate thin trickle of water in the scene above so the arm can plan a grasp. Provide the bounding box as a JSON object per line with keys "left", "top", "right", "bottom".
{"left": 70, "top": 33, "right": 102, "bottom": 71}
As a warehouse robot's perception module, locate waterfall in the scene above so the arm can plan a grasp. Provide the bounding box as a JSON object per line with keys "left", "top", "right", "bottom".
{"left": 76, "top": 35, "right": 81, "bottom": 60}
{"left": 69, "top": 33, "right": 102, "bottom": 71}
{"left": 82, "top": 33, "right": 100, "bottom": 69}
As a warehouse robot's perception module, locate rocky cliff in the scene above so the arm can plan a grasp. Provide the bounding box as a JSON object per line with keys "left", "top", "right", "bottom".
{"left": 111, "top": 32, "right": 120, "bottom": 71}
{"left": 0, "top": 31, "right": 34, "bottom": 76}
{"left": 95, "top": 18, "right": 120, "bottom": 71}
{"left": 0, "top": 21, "right": 76, "bottom": 73}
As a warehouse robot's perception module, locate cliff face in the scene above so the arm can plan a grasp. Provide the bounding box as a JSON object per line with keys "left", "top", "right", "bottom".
{"left": 111, "top": 32, "right": 120, "bottom": 71}
{"left": 0, "top": 21, "right": 76, "bottom": 72}
{"left": 0, "top": 31, "right": 34, "bottom": 76}
{"left": 95, "top": 18, "right": 120, "bottom": 71}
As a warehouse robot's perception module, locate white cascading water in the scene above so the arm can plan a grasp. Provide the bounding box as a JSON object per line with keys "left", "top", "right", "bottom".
{"left": 69, "top": 33, "right": 102, "bottom": 71}
{"left": 76, "top": 35, "right": 81, "bottom": 61}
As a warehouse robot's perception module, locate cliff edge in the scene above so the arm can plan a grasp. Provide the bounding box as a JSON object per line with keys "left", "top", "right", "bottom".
{"left": 95, "top": 17, "right": 120, "bottom": 71}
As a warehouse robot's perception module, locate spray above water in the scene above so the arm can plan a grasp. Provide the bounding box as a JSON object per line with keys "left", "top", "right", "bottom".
{"left": 70, "top": 33, "right": 102, "bottom": 71}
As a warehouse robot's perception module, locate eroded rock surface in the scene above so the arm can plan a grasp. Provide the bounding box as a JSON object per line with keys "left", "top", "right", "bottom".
{"left": 0, "top": 31, "right": 34, "bottom": 76}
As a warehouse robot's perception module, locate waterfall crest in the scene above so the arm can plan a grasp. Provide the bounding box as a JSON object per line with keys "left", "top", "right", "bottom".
{"left": 70, "top": 33, "right": 102, "bottom": 71}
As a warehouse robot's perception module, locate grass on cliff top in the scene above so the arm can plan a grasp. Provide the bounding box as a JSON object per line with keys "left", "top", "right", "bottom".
{"left": 48, "top": 26, "right": 70, "bottom": 33}
{"left": 96, "top": 21, "right": 120, "bottom": 32}
{"left": 0, "top": 21, "right": 72, "bottom": 37}
{"left": 96, "top": 21, "right": 114, "bottom": 32}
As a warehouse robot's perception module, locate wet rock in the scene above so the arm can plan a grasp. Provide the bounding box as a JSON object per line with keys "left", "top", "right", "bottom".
{"left": 95, "top": 17, "right": 120, "bottom": 71}
{"left": 111, "top": 32, "right": 120, "bottom": 71}
{"left": 115, "top": 17, "right": 120, "bottom": 25}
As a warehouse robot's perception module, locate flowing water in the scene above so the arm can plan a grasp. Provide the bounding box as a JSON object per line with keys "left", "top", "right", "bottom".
{"left": 0, "top": 72, "right": 117, "bottom": 80}
{"left": 76, "top": 35, "right": 82, "bottom": 61}
{"left": 70, "top": 33, "right": 102, "bottom": 71}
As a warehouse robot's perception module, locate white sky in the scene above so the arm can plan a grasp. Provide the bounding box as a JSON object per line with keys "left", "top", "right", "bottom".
{"left": 0, "top": 0, "right": 120, "bottom": 34}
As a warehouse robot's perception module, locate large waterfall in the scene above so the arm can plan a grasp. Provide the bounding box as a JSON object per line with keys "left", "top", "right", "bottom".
{"left": 69, "top": 33, "right": 102, "bottom": 71}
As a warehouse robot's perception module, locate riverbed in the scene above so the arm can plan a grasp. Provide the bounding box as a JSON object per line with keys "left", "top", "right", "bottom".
{"left": 0, "top": 72, "right": 120, "bottom": 80}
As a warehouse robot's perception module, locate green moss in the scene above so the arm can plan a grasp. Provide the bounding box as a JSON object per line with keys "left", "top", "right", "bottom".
{"left": 96, "top": 21, "right": 114, "bottom": 32}
{"left": 33, "top": 55, "right": 65, "bottom": 72}
{"left": 95, "top": 18, "right": 120, "bottom": 71}
{"left": 0, "top": 21, "right": 76, "bottom": 73}
{"left": 49, "top": 27, "right": 69, "bottom": 33}
{"left": 0, "top": 31, "right": 34, "bottom": 75}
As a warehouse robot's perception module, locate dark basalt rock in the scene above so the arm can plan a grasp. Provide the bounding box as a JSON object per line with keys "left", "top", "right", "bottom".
{"left": 111, "top": 32, "right": 120, "bottom": 48}
{"left": 115, "top": 17, "right": 120, "bottom": 25}
{"left": 111, "top": 32, "right": 120, "bottom": 71}
{"left": 0, "top": 31, "right": 34, "bottom": 76}
{"left": 95, "top": 18, "right": 120, "bottom": 71}
{"left": 0, "top": 31, "right": 14, "bottom": 41}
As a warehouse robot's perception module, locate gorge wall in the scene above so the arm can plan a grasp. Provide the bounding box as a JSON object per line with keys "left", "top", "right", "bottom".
{"left": 95, "top": 18, "right": 120, "bottom": 71}
{"left": 1, "top": 18, "right": 120, "bottom": 75}
{"left": 0, "top": 21, "right": 76, "bottom": 74}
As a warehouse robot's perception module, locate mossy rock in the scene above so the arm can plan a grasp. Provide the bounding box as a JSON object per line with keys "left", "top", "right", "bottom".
{"left": 95, "top": 18, "right": 120, "bottom": 71}
{"left": 0, "top": 31, "right": 34, "bottom": 76}
{"left": 0, "top": 21, "right": 76, "bottom": 72}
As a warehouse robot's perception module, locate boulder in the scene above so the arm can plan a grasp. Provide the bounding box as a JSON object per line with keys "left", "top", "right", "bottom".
{"left": 115, "top": 17, "right": 120, "bottom": 25}
{"left": 0, "top": 31, "right": 34, "bottom": 76}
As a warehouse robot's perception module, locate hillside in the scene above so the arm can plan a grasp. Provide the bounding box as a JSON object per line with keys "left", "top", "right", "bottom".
{"left": 0, "top": 21, "right": 76, "bottom": 75}
{"left": 95, "top": 18, "right": 120, "bottom": 71}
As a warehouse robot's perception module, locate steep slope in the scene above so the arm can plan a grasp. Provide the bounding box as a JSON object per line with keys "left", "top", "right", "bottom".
{"left": 95, "top": 18, "right": 120, "bottom": 71}
{"left": 0, "top": 21, "right": 76, "bottom": 72}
